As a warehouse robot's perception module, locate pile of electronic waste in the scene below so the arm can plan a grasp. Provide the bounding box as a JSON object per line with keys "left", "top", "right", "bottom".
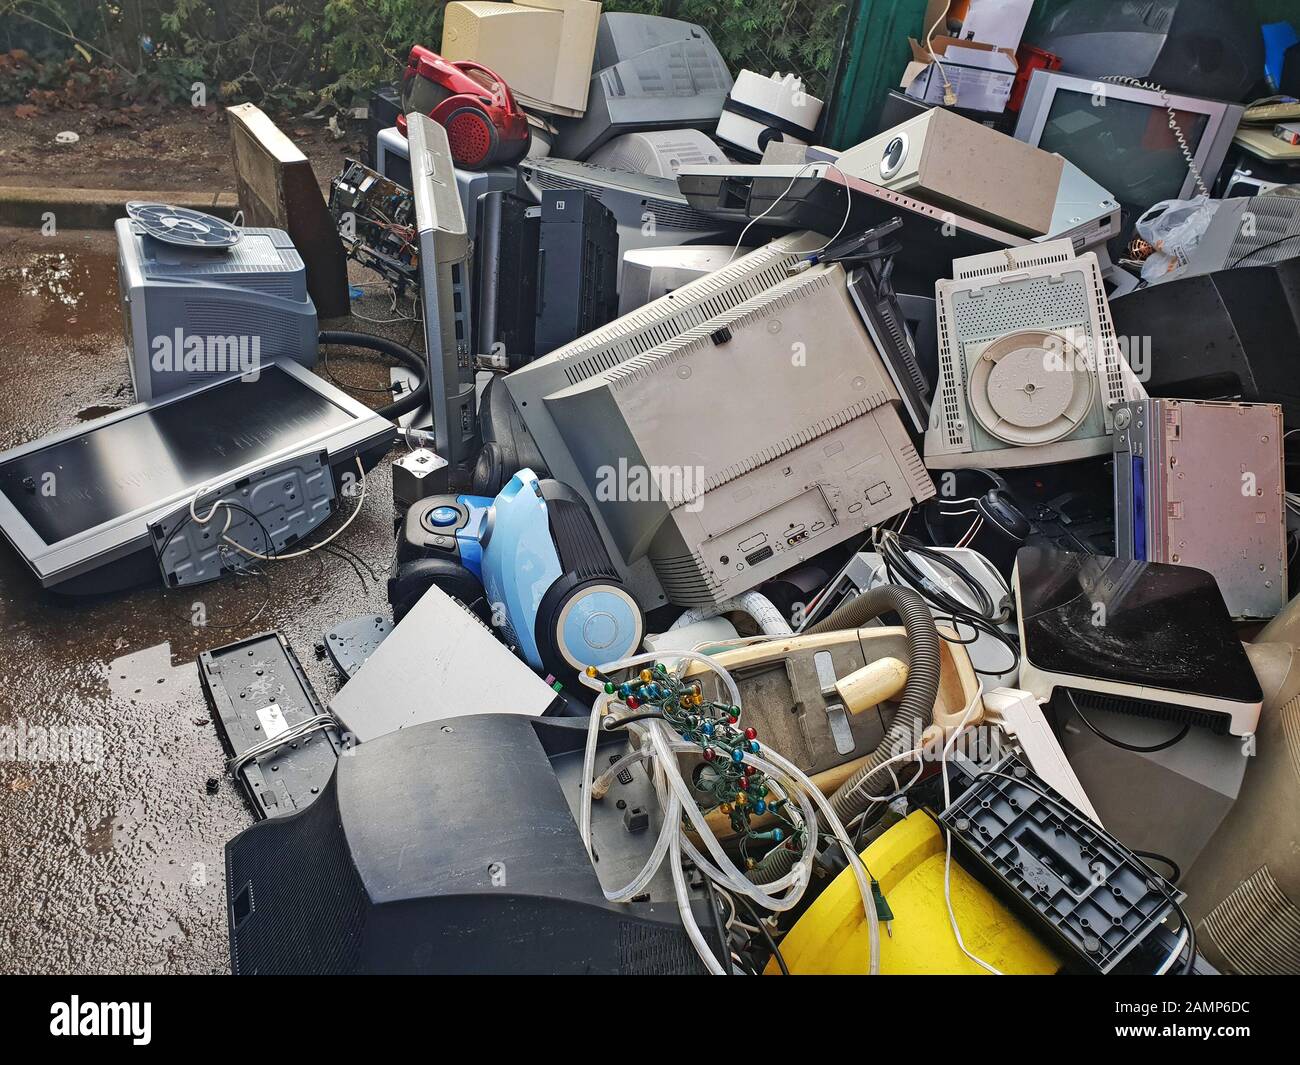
{"left": 3, "top": 0, "right": 1300, "bottom": 977}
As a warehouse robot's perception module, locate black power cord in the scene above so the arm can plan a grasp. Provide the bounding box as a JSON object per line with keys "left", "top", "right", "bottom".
{"left": 733, "top": 891, "right": 789, "bottom": 976}
{"left": 1066, "top": 689, "right": 1190, "bottom": 754}
{"left": 876, "top": 532, "right": 1021, "bottom": 677}
{"left": 1134, "top": 849, "right": 1182, "bottom": 885}
{"left": 317, "top": 330, "right": 428, "bottom": 421}
{"left": 702, "top": 875, "right": 734, "bottom": 975}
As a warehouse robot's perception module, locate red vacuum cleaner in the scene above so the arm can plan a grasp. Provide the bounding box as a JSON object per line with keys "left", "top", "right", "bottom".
{"left": 397, "top": 45, "right": 531, "bottom": 169}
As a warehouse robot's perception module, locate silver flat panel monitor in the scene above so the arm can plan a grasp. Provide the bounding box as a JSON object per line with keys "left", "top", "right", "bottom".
{"left": 408, "top": 113, "right": 477, "bottom": 484}
{"left": 0, "top": 359, "right": 395, "bottom": 593}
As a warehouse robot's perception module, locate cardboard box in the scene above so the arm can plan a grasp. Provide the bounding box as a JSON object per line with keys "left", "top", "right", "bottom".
{"left": 903, "top": 39, "right": 1017, "bottom": 113}
{"left": 902, "top": 0, "right": 1029, "bottom": 114}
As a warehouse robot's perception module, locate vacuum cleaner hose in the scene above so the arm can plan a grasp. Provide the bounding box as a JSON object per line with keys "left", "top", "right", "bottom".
{"left": 750, "top": 585, "right": 941, "bottom": 884}
{"left": 317, "top": 330, "right": 428, "bottom": 421}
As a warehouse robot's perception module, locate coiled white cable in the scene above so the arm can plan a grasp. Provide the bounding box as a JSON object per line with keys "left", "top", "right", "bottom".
{"left": 1100, "top": 76, "right": 1212, "bottom": 199}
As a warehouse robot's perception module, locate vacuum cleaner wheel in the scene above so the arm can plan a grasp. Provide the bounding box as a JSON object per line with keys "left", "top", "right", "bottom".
{"left": 444, "top": 105, "right": 498, "bottom": 168}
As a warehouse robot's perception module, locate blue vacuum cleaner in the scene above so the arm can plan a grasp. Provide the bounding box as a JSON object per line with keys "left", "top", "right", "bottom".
{"left": 390, "top": 468, "right": 643, "bottom": 677}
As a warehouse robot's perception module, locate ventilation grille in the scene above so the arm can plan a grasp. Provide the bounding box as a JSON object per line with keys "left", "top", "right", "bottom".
{"left": 548, "top": 497, "right": 618, "bottom": 581}
{"left": 618, "top": 920, "right": 711, "bottom": 974}
{"left": 875, "top": 297, "right": 929, "bottom": 400}
{"left": 180, "top": 299, "right": 303, "bottom": 352}
{"left": 551, "top": 235, "right": 813, "bottom": 385}
{"left": 951, "top": 274, "right": 1091, "bottom": 338}
{"left": 934, "top": 297, "right": 966, "bottom": 448}
{"left": 952, "top": 243, "right": 1074, "bottom": 280}
{"left": 227, "top": 776, "right": 367, "bottom": 975}
{"left": 1281, "top": 689, "right": 1300, "bottom": 786}
{"left": 1201, "top": 866, "right": 1300, "bottom": 976}
{"left": 1225, "top": 198, "right": 1300, "bottom": 267}
{"left": 1062, "top": 687, "right": 1231, "bottom": 735}
{"left": 1089, "top": 257, "right": 1127, "bottom": 407}
{"left": 652, "top": 550, "right": 724, "bottom": 606}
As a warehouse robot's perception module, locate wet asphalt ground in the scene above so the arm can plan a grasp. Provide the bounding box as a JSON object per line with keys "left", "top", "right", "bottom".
{"left": 0, "top": 225, "right": 410, "bottom": 973}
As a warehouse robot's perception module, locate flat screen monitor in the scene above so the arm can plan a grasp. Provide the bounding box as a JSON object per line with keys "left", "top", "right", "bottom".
{"left": 1015, "top": 547, "right": 1260, "bottom": 704}
{"left": 0, "top": 360, "right": 394, "bottom": 591}
{"left": 1014, "top": 71, "right": 1243, "bottom": 216}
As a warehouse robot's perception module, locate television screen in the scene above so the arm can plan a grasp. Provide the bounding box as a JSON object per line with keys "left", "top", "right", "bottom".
{"left": 1037, "top": 89, "right": 1210, "bottom": 212}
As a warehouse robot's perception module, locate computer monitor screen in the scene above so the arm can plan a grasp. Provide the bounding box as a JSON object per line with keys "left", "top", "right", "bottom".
{"left": 1036, "top": 90, "right": 1209, "bottom": 213}
{"left": 1015, "top": 72, "right": 1243, "bottom": 219}
{"left": 0, "top": 366, "right": 353, "bottom": 545}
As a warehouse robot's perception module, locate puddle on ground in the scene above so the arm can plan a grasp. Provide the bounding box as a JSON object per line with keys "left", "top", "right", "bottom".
{"left": 0, "top": 249, "right": 120, "bottom": 339}
{"left": 0, "top": 230, "right": 395, "bottom": 971}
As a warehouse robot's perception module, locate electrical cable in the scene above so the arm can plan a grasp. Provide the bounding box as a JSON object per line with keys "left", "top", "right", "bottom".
{"left": 925, "top": 1, "right": 956, "bottom": 104}
{"left": 228, "top": 714, "right": 337, "bottom": 776}
{"left": 724, "top": 162, "right": 854, "bottom": 266}
{"left": 191, "top": 456, "right": 368, "bottom": 564}
{"left": 703, "top": 875, "right": 735, "bottom": 975}
{"left": 939, "top": 691, "right": 1004, "bottom": 975}
{"left": 733, "top": 890, "right": 789, "bottom": 975}
{"left": 1228, "top": 231, "right": 1300, "bottom": 269}
{"left": 1135, "top": 849, "right": 1182, "bottom": 885}
{"left": 1066, "top": 689, "right": 1190, "bottom": 753}
{"left": 874, "top": 530, "right": 1020, "bottom": 676}
{"left": 317, "top": 330, "right": 428, "bottom": 420}
{"left": 578, "top": 650, "right": 881, "bottom": 975}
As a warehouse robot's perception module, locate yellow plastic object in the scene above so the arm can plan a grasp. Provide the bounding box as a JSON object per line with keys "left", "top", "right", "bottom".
{"left": 770, "top": 812, "right": 1063, "bottom": 975}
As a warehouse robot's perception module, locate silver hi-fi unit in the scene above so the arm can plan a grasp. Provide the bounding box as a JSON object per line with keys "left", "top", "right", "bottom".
{"left": 408, "top": 114, "right": 477, "bottom": 485}
{"left": 925, "top": 240, "right": 1145, "bottom": 471}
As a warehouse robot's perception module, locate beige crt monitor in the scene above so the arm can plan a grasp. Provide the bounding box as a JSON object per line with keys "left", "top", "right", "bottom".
{"left": 835, "top": 108, "right": 1064, "bottom": 238}
{"left": 543, "top": 264, "right": 936, "bottom": 607}
{"left": 442, "top": 0, "right": 600, "bottom": 118}
{"left": 504, "top": 230, "right": 823, "bottom": 607}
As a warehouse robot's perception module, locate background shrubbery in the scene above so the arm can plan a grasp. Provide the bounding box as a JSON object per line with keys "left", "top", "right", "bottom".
{"left": 0, "top": 0, "right": 847, "bottom": 110}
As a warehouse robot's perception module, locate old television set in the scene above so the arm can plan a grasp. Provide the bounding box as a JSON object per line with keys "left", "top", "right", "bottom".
{"left": 552, "top": 12, "right": 734, "bottom": 161}
{"left": 1013, "top": 70, "right": 1244, "bottom": 217}
{"left": 440, "top": 0, "right": 601, "bottom": 118}
{"left": 540, "top": 264, "right": 934, "bottom": 607}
